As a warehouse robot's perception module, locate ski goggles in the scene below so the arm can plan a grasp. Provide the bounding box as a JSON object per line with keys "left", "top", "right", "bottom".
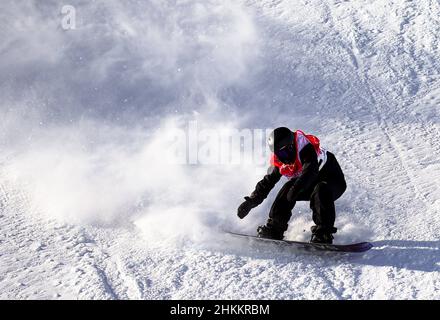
{"left": 275, "top": 143, "right": 295, "bottom": 163}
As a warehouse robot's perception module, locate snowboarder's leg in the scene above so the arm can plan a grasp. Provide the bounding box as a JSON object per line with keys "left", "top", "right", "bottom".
{"left": 309, "top": 179, "right": 346, "bottom": 243}
{"left": 310, "top": 181, "right": 336, "bottom": 227}
{"left": 258, "top": 180, "right": 296, "bottom": 239}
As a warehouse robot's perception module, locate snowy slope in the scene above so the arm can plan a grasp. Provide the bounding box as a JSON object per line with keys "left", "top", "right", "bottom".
{"left": 1, "top": 0, "right": 439, "bottom": 299}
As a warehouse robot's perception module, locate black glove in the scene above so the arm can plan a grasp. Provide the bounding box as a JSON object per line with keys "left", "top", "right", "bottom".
{"left": 237, "top": 196, "right": 262, "bottom": 219}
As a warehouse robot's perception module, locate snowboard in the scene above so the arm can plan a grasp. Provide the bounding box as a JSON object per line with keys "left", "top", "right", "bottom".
{"left": 226, "top": 231, "right": 373, "bottom": 253}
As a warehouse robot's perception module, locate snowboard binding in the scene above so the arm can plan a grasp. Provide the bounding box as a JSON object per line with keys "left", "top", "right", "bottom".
{"left": 257, "top": 224, "right": 284, "bottom": 240}
{"left": 310, "top": 225, "right": 337, "bottom": 244}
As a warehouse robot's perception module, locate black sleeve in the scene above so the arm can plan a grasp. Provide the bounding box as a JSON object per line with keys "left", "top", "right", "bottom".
{"left": 250, "top": 165, "right": 282, "bottom": 201}
{"left": 289, "top": 143, "right": 319, "bottom": 199}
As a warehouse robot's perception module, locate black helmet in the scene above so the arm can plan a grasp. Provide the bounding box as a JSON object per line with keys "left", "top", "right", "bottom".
{"left": 267, "top": 127, "right": 294, "bottom": 152}
{"left": 268, "top": 127, "right": 295, "bottom": 163}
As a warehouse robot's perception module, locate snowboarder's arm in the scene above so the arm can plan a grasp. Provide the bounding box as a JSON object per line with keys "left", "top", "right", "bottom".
{"left": 287, "top": 143, "right": 319, "bottom": 201}
{"left": 237, "top": 166, "right": 281, "bottom": 219}
{"left": 250, "top": 165, "right": 282, "bottom": 201}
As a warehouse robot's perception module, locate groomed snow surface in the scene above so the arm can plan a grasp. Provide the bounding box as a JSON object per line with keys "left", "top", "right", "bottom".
{"left": 1, "top": 0, "right": 439, "bottom": 299}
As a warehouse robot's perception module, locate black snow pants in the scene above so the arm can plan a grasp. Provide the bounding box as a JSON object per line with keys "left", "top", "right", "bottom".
{"left": 267, "top": 152, "right": 346, "bottom": 232}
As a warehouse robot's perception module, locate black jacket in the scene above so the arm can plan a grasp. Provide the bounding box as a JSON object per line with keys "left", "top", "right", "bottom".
{"left": 250, "top": 143, "right": 344, "bottom": 202}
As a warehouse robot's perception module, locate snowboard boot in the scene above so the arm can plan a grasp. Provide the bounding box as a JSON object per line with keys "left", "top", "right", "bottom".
{"left": 257, "top": 224, "right": 285, "bottom": 240}
{"left": 310, "top": 225, "right": 337, "bottom": 244}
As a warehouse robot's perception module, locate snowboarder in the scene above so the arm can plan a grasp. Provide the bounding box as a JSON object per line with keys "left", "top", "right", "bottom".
{"left": 237, "top": 127, "right": 346, "bottom": 244}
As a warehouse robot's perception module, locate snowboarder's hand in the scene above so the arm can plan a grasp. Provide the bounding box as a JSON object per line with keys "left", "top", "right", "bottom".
{"left": 237, "top": 196, "right": 261, "bottom": 219}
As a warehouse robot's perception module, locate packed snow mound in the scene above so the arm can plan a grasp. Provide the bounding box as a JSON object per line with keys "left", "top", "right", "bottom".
{"left": 1, "top": 0, "right": 439, "bottom": 299}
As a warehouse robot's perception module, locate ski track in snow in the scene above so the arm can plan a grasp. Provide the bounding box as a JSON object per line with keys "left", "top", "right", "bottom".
{"left": 1, "top": 0, "right": 440, "bottom": 299}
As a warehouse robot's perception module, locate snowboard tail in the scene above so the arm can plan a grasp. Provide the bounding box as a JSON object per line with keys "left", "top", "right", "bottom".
{"left": 226, "top": 231, "right": 373, "bottom": 253}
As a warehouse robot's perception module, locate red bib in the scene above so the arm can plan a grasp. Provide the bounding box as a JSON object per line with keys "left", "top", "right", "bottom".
{"left": 270, "top": 130, "right": 321, "bottom": 178}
